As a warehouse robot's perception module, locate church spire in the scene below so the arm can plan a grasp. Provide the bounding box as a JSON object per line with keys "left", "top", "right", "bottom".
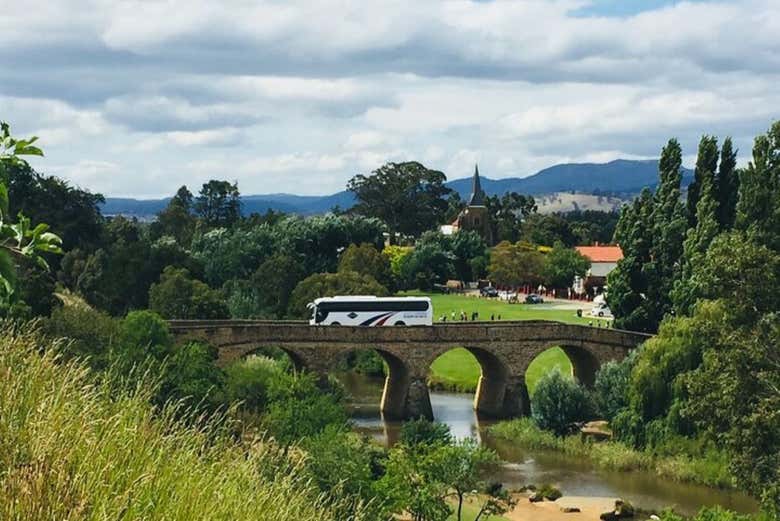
{"left": 468, "top": 163, "right": 485, "bottom": 206}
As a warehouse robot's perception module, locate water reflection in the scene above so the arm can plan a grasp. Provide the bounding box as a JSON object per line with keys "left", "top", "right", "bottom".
{"left": 339, "top": 372, "right": 758, "bottom": 516}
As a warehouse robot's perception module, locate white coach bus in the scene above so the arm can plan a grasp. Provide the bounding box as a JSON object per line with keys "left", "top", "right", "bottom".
{"left": 307, "top": 296, "right": 433, "bottom": 326}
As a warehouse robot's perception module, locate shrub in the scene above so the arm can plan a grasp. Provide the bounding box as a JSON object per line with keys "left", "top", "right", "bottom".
{"left": 399, "top": 418, "right": 452, "bottom": 451}
{"left": 531, "top": 369, "right": 594, "bottom": 435}
{"left": 225, "top": 355, "right": 283, "bottom": 412}
{"left": 43, "top": 304, "right": 121, "bottom": 370}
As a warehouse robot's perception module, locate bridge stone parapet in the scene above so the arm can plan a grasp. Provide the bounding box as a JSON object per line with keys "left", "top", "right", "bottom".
{"left": 169, "top": 320, "right": 650, "bottom": 421}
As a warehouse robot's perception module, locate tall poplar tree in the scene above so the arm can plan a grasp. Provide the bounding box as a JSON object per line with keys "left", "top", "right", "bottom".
{"left": 736, "top": 121, "right": 780, "bottom": 252}
{"left": 672, "top": 173, "right": 720, "bottom": 315}
{"left": 644, "top": 139, "right": 687, "bottom": 329}
{"left": 686, "top": 135, "right": 718, "bottom": 229}
{"left": 607, "top": 188, "right": 654, "bottom": 331}
{"left": 715, "top": 137, "right": 738, "bottom": 231}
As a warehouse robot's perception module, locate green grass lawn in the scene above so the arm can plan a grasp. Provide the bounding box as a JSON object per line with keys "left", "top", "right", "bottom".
{"left": 401, "top": 291, "right": 608, "bottom": 393}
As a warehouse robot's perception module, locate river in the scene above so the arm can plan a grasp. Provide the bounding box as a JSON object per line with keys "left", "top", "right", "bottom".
{"left": 339, "top": 373, "right": 758, "bottom": 516}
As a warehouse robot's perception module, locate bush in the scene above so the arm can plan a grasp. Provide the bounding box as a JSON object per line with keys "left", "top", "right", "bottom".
{"left": 399, "top": 418, "right": 452, "bottom": 451}
{"left": 262, "top": 371, "right": 348, "bottom": 445}
{"left": 531, "top": 369, "right": 594, "bottom": 435}
{"left": 43, "top": 304, "right": 121, "bottom": 370}
{"left": 225, "top": 355, "right": 283, "bottom": 412}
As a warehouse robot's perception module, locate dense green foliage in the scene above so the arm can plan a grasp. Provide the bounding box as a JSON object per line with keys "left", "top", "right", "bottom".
{"left": 603, "top": 122, "right": 780, "bottom": 516}
{"left": 288, "top": 271, "right": 390, "bottom": 319}
{"left": 348, "top": 161, "right": 452, "bottom": 239}
{"left": 149, "top": 266, "right": 229, "bottom": 319}
{"left": 531, "top": 369, "right": 594, "bottom": 435}
{"left": 339, "top": 242, "right": 395, "bottom": 290}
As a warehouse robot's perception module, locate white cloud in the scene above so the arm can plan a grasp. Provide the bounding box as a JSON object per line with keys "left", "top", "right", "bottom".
{"left": 2, "top": 0, "right": 779, "bottom": 197}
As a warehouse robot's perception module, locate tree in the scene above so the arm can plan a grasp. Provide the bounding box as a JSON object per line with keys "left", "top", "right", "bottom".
{"left": 194, "top": 180, "right": 241, "bottom": 228}
{"left": 0, "top": 122, "right": 63, "bottom": 312}
{"left": 287, "top": 271, "right": 390, "bottom": 319}
{"left": 190, "top": 226, "right": 276, "bottom": 287}
{"left": 338, "top": 243, "right": 394, "bottom": 290}
{"left": 225, "top": 253, "right": 305, "bottom": 318}
{"left": 485, "top": 192, "right": 537, "bottom": 243}
{"left": 644, "top": 138, "right": 687, "bottom": 330}
{"left": 272, "top": 214, "right": 385, "bottom": 275}
{"left": 531, "top": 369, "right": 594, "bottom": 436}
{"left": 262, "top": 372, "right": 348, "bottom": 446}
{"left": 520, "top": 213, "right": 576, "bottom": 247}
{"left": 685, "top": 232, "right": 780, "bottom": 322}
{"left": 735, "top": 121, "right": 780, "bottom": 252}
{"left": 400, "top": 241, "right": 454, "bottom": 290}
{"left": 543, "top": 242, "right": 590, "bottom": 290}
{"left": 1, "top": 162, "right": 104, "bottom": 253}
{"left": 687, "top": 135, "right": 719, "bottom": 228}
{"left": 303, "top": 425, "right": 393, "bottom": 520}
{"left": 383, "top": 245, "right": 413, "bottom": 281}
{"left": 149, "top": 266, "right": 229, "bottom": 319}
{"left": 151, "top": 185, "right": 197, "bottom": 246}
{"left": 70, "top": 217, "right": 172, "bottom": 315}
{"left": 683, "top": 313, "right": 780, "bottom": 513}
{"left": 426, "top": 438, "right": 508, "bottom": 521}
{"left": 348, "top": 161, "right": 452, "bottom": 239}
{"left": 451, "top": 231, "right": 488, "bottom": 282}
{"left": 594, "top": 353, "right": 636, "bottom": 421}
{"left": 715, "top": 137, "right": 739, "bottom": 231}
{"left": 487, "top": 241, "right": 545, "bottom": 288}
{"left": 672, "top": 173, "right": 720, "bottom": 316}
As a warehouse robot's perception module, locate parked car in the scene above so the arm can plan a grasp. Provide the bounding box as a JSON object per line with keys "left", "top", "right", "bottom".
{"left": 480, "top": 286, "right": 499, "bottom": 297}
{"left": 525, "top": 294, "right": 544, "bottom": 304}
{"left": 590, "top": 302, "right": 613, "bottom": 318}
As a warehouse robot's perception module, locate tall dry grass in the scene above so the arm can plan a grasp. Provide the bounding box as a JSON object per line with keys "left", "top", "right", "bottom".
{"left": 0, "top": 320, "right": 361, "bottom": 520}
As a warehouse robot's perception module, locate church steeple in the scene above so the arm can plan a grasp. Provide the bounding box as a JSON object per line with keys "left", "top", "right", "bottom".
{"left": 468, "top": 163, "right": 485, "bottom": 206}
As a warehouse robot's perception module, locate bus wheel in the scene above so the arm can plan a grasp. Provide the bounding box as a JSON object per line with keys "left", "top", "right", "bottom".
{"left": 598, "top": 312, "right": 604, "bottom": 317}
{"left": 395, "top": 321, "right": 406, "bottom": 326}
{"left": 331, "top": 322, "right": 341, "bottom": 326}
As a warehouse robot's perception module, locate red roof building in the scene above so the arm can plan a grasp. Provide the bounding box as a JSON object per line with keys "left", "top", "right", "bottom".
{"left": 575, "top": 245, "right": 624, "bottom": 264}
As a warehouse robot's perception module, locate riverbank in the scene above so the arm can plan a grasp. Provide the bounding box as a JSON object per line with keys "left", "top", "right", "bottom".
{"left": 441, "top": 494, "right": 620, "bottom": 521}
{"left": 489, "top": 418, "right": 735, "bottom": 490}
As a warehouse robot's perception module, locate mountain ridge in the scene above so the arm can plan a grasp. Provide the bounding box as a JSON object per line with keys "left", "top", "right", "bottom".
{"left": 100, "top": 159, "right": 693, "bottom": 217}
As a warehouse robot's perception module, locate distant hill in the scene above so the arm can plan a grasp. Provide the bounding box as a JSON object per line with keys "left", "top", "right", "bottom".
{"left": 446, "top": 159, "right": 693, "bottom": 199}
{"left": 101, "top": 159, "right": 692, "bottom": 218}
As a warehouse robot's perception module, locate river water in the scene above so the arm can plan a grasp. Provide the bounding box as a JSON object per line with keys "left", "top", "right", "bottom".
{"left": 339, "top": 373, "right": 758, "bottom": 516}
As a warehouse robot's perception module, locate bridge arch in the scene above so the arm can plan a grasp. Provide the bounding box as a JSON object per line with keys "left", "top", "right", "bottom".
{"left": 426, "top": 345, "right": 521, "bottom": 419}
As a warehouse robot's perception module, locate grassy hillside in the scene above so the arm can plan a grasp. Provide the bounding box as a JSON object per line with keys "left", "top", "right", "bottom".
{"left": 404, "top": 292, "right": 608, "bottom": 394}
{"left": 0, "top": 321, "right": 352, "bottom": 521}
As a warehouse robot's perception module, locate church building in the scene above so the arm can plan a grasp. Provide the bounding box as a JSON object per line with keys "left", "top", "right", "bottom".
{"left": 441, "top": 165, "right": 494, "bottom": 245}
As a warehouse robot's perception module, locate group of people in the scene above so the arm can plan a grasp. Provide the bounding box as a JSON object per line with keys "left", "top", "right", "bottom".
{"left": 439, "top": 311, "right": 501, "bottom": 322}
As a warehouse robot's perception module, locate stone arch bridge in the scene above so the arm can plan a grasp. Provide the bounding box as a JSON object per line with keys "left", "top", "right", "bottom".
{"left": 169, "top": 320, "right": 650, "bottom": 420}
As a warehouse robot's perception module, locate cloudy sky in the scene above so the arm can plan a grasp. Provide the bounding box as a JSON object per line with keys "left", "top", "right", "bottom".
{"left": 2, "top": 0, "right": 779, "bottom": 198}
